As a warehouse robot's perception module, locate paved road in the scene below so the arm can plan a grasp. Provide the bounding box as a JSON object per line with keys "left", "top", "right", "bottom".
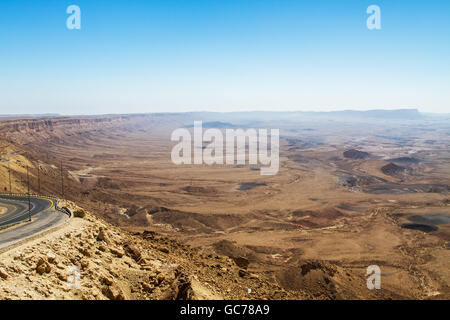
{"left": 0, "top": 195, "right": 69, "bottom": 249}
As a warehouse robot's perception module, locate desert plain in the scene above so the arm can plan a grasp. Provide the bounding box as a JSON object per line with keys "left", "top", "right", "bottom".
{"left": 0, "top": 110, "right": 448, "bottom": 299}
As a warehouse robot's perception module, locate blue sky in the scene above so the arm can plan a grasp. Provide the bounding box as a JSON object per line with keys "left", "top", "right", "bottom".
{"left": 0, "top": 0, "right": 449, "bottom": 115}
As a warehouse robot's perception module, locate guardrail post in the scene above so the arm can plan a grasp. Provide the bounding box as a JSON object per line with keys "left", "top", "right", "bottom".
{"left": 26, "top": 166, "right": 31, "bottom": 222}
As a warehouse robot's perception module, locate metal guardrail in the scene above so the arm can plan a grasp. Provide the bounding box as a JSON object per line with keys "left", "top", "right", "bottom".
{"left": 56, "top": 206, "right": 72, "bottom": 217}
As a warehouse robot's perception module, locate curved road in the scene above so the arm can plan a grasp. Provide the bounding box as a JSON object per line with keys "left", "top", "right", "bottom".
{"left": 0, "top": 195, "right": 69, "bottom": 249}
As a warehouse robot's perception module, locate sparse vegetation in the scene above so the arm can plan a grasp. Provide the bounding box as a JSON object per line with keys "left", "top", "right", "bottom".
{"left": 73, "top": 209, "right": 86, "bottom": 218}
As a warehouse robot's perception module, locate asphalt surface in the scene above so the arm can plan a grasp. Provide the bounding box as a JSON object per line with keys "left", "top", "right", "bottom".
{"left": 0, "top": 195, "right": 69, "bottom": 249}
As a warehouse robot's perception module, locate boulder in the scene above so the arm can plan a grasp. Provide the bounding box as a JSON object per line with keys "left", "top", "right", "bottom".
{"left": 57, "top": 271, "right": 68, "bottom": 282}
{"left": 36, "top": 258, "right": 51, "bottom": 275}
{"left": 79, "top": 247, "right": 92, "bottom": 257}
{"left": 124, "top": 243, "right": 143, "bottom": 262}
{"left": 0, "top": 267, "right": 9, "bottom": 279}
{"left": 80, "top": 260, "right": 90, "bottom": 270}
{"left": 101, "top": 276, "right": 114, "bottom": 286}
{"left": 141, "top": 282, "right": 154, "bottom": 293}
{"left": 96, "top": 227, "right": 110, "bottom": 243}
{"left": 232, "top": 256, "right": 250, "bottom": 269}
{"left": 102, "top": 285, "right": 125, "bottom": 300}
{"left": 110, "top": 247, "right": 125, "bottom": 258}
{"left": 47, "top": 252, "right": 57, "bottom": 264}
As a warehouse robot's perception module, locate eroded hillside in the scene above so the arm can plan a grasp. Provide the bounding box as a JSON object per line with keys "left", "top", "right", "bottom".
{"left": 1, "top": 114, "right": 449, "bottom": 300}
{"left": 0, "top": 200, "right": 304, "bottom": 300}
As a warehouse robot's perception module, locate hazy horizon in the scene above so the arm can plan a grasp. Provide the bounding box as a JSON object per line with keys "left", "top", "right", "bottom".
{"left": 1, "top": 107, "right": 450, "bottom": 117}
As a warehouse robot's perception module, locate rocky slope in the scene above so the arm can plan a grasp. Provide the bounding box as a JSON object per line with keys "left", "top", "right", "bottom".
{"left": 0, "top": 116, "right": 133, "bottom": 145}
{"left": 0, "top": 201, "right": 301, "bottom": 300}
